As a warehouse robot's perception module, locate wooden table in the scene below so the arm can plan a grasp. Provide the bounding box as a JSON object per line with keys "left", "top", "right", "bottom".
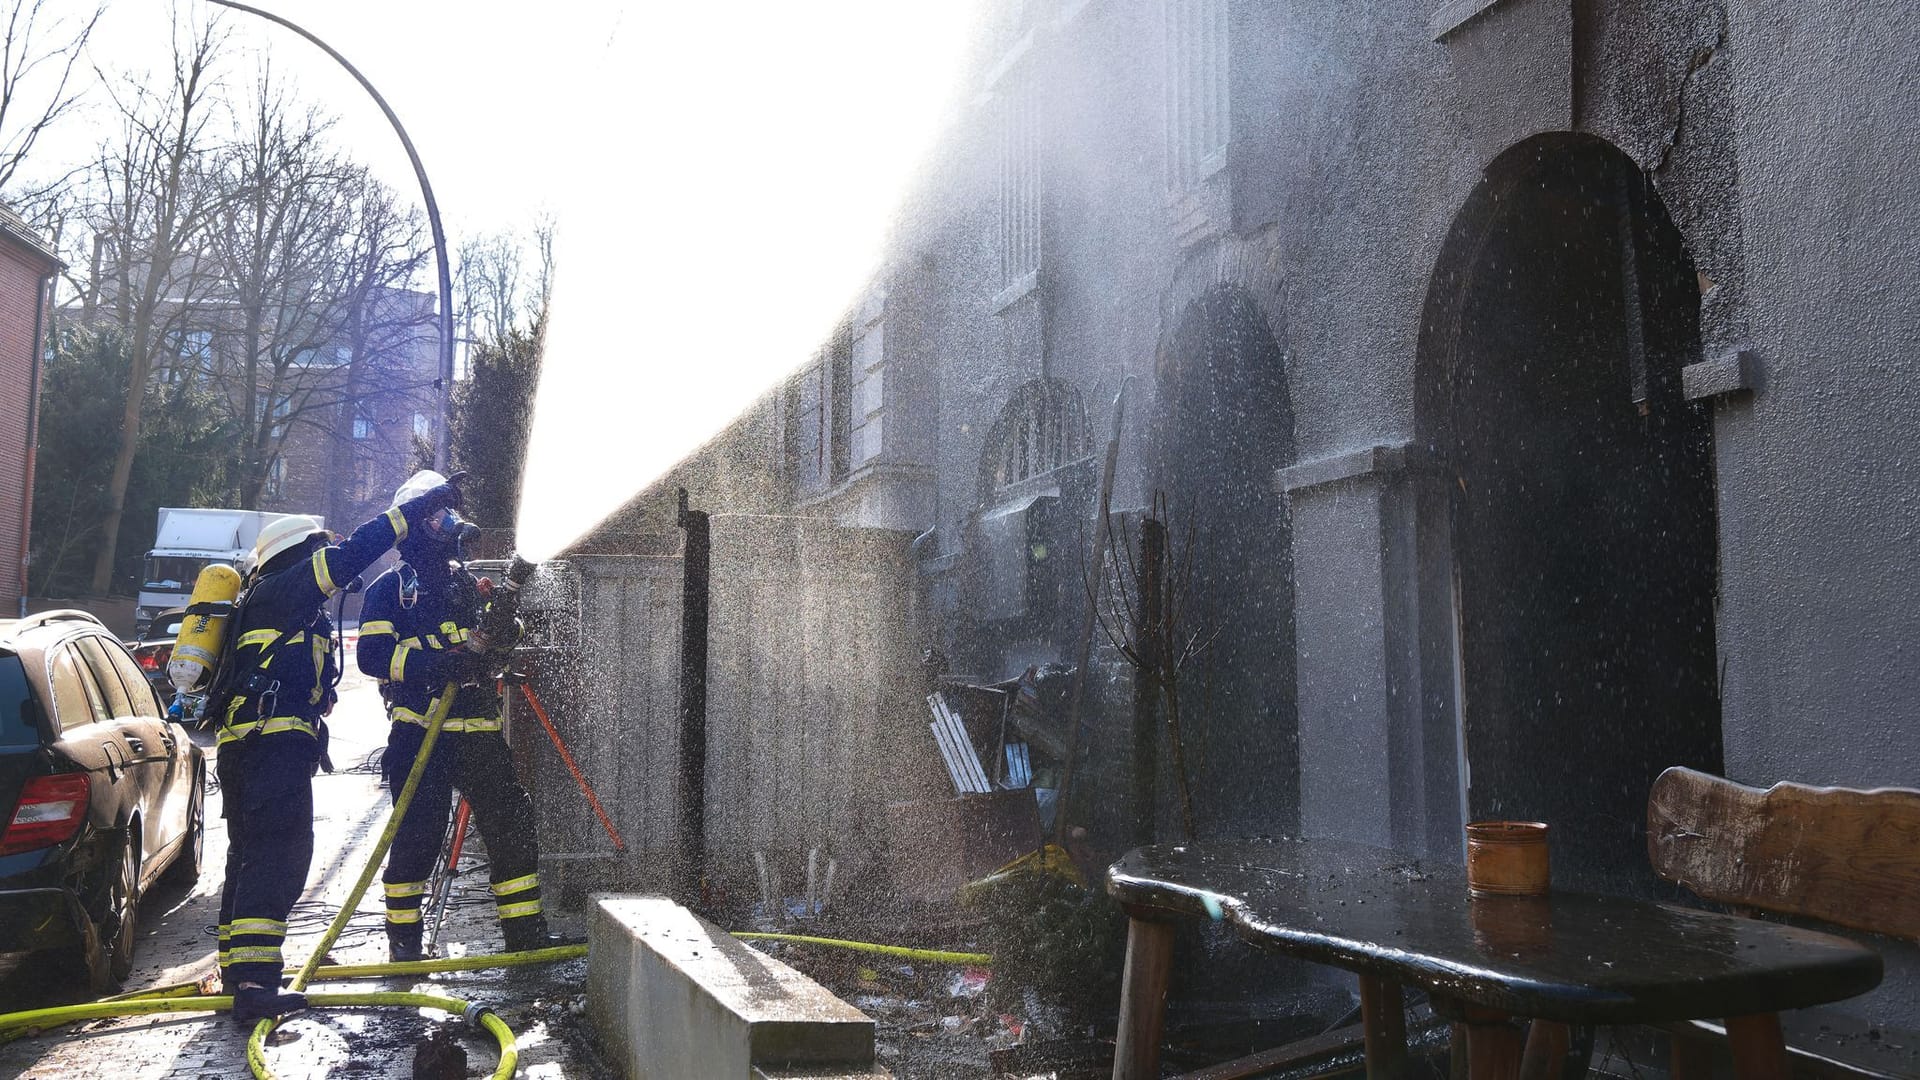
{"left": 1105, "top": 839, "right": 1883, "bottom": 1080}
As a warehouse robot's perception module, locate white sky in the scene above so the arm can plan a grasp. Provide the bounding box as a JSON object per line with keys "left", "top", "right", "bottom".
{"left": 41, "top": 1, "right": 987, "bottom": 557}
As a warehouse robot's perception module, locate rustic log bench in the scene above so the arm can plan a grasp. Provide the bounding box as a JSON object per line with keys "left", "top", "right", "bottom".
{"left": 1648, "top": 766, "right": 1920, "bottom": 1079}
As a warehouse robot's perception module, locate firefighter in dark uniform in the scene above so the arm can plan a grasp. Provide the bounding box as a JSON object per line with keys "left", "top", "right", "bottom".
{"left": 356, "top": 470, "right": 551, "bottom": 961}
{"left": 213, "top": 478, "right": 462, "bottom": 1023}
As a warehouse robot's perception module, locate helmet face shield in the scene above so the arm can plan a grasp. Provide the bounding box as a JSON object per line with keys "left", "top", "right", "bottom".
{"left": 392, "top": 469, "right": 450, "bottom": 508}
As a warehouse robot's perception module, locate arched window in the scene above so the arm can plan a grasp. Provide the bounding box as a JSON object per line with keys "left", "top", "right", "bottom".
{"left": 980, "top": 378, "right": 1092, "bottom": 494}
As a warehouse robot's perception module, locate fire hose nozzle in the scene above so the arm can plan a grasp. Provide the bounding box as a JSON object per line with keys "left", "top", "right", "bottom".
{"left": 504, "top": 553, "right": 536, "bottom": 591}
{"left": 472, "top": 554, "right": 537, "bottom": 656}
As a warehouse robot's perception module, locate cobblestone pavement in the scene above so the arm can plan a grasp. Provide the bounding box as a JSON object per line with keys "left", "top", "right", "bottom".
{"left": 0, "top": 660, "right": 615, "bottom": 1079}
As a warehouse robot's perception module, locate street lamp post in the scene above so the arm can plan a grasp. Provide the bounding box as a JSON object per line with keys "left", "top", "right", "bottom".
{"left": 208, "top": 0, "right": 456, "bottom": 473}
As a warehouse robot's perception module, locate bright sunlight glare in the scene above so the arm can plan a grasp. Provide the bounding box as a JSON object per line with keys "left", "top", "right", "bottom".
{"left": 515, "top": 2, "right": 988, "bottom": 560}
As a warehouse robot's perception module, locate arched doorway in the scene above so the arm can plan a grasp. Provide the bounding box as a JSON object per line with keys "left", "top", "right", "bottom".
{"left": 1155, "top": 284, "right": 1298, "bottom": 838}
{"left": 1419, "top": 135, "right": 1722, "bottom": 891}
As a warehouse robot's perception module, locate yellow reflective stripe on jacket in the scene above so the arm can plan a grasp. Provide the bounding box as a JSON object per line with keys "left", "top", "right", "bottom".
{"left": 227, "top": 946, "right": 284, "bottom": 965}
{"left": 386, "top": 908, "right": 423, "bottom": 924}
{"left": 360, "top": 620, "right": 396, "bottom": 637}
{"left": 389, "top": 645, "right": 410, "bottom": 682}
{"left": 312, "top": 549, "right": 339, "bottom": 597}
{"left": 497, "top": 900, "right": 543, "bottom": 920}
{"left": 238, "top": 628, "right": 282, "bottom": 649}
{"left": 386, "top": 505, "right": 407, "bottom": 541}
{"left": 217, "top": 716, "right": 317, "bottom": 745}
{"left": 391, "top": 706, "right": 502, "bottom": 733}
{"left": 309, "top": 634, "right": 328, "bottom": 703}
{"left": 384, "top": 881, "right": 427, "bottom": 899}
{"left": 491, "top": 874, "right": 540, "bottom": 897}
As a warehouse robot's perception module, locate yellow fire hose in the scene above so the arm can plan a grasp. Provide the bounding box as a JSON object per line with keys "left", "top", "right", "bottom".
{"left": 0, "top": 674, "right": 1006, "bottom": 1076}
{"left": 732, "top": 933, "right": 993, "bottom": 967}
{"left": 0, "top": 992, "right": 517, "bottom": 1079}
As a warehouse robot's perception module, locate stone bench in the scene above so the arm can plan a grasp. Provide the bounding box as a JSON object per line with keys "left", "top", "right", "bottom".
{"left": 585, "top": 895, "right": 885, "bottom": 1079}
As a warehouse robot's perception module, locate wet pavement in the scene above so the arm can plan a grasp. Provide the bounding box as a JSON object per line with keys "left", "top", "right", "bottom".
{"left": 0, "top": 657, "right": 615, "bottom": 1079}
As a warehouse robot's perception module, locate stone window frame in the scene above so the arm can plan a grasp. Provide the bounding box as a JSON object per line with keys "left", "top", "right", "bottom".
{"left": 996, "top": 67, "right": 1042, "bottom": 298}
{"left": 979, "top": 377, "right": 1094, "bottom": 497}
{"left": 1164, "top": 0, "right": 1230, "bottom": 192}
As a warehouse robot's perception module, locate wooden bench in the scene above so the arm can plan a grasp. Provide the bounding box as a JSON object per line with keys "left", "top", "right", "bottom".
{"left": 1648, "top": 766, "right": 1920, "bottom": 1078}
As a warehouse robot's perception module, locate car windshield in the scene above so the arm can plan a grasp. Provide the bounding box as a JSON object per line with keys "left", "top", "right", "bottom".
{"left": 143, "top": 556, "right": 207, "bottom": 591}
{"left": 0, "top": 655, "right": 40, "bottom": 751}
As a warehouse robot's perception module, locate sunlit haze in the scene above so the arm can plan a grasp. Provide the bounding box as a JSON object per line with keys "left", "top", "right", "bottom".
{"left": 42, "top": 2, "right": 986, "bottom": 561}
{"left": 516, "top": 3, "right": 987, "bottom": 559}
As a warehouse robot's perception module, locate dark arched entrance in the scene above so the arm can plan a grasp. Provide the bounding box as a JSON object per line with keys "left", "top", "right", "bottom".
{"left": 1155, "top": 284, "right": 1298, "bottom": 839}
{"left": 1419, "top": 135, "right": 1722, "bottom": 891}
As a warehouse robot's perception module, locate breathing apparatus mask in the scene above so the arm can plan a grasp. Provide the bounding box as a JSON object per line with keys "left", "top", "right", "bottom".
{"left": 433, "top": 508, "right": 483, "bottom": 552}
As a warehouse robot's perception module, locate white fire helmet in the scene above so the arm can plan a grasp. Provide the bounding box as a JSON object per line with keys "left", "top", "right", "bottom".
{"left": 392, "top": 469, "right": 448, "bottom": 508}
{"left": 252, "top": 514, "right": 327, "bottom": 571}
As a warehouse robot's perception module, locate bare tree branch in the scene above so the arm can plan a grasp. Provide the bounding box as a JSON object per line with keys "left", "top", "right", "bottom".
{"left": 0, "top": 0, "right": 103, "bottom": 195}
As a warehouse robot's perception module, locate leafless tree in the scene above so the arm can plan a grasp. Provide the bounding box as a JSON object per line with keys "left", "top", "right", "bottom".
{"left": 529, "top": 211, "right": 554, "bottom": 320}
{"left": 0, "top": 0, "right": 104, "bottom": 200}
{"left": 87, "top": 11, "right": 228, "bottom": 593}
{"left": 454, "top": 229, "right": 519, "bottom": 346}
{"left": 198, "top": 65, "right": 435, "bottom": 508}
{"left": 455, "top": 215, "right": 553, "bottom": 349}
{"left": 316, "top": 173, "right": 435, "bottom": 507}
{"left": 204, "top": 62, "right": 354, "bottom": 505}
{"left": 1086, "top": 493, "right": 1216, "bottom": 841}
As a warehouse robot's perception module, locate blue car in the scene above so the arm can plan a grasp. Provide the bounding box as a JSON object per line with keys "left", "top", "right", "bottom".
{"left": 0, "top": 610, "right": 206, "bottom": 993}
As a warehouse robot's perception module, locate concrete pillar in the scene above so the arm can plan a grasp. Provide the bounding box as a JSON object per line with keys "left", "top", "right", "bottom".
{"left": 1280, "top": 443, "right": 1462, "bottom": 858}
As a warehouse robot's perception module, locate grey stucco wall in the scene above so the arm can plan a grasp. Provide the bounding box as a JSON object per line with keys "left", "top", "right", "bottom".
{"left": 582, "top": 0, "right": 1920, "bottom": 1038}
{"left": 1711, "top": 0, "right": 1920, "bottom": 791}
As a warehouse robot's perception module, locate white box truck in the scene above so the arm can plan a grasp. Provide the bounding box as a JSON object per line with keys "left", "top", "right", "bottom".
{"left": 134, "top": 508, "right": 317, "bottom": 638}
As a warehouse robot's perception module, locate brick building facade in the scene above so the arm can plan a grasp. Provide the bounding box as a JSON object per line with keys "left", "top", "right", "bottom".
{"left": 0, "top": 209, "right": 57, "bottom": 618}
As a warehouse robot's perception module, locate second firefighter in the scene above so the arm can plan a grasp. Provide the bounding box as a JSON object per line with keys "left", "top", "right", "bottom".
{"left": 356, "top": 470, "right": 551, "bottom": 960}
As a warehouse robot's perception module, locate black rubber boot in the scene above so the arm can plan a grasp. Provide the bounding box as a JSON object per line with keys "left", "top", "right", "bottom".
{"left": 231, "top": 985, "right": 307, "bottom": 1025}
{"left": 500, "top": 914, "right": 551, "bottom": 954}
{"left": 389, "top": 930, "right": 425, "bottom": 964}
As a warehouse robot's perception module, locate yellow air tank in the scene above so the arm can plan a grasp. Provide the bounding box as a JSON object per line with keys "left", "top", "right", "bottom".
{"left": 167, "top": 563, "right": 243, "bottom": 693}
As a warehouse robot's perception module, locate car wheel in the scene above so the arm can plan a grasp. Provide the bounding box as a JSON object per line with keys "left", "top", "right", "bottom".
{"left": 74, "top": 834, "right": 140, "bottom": 996}
{"left": 99, "top": 835, "right": 141, "bottom": 989}
{"left": 160, "top": 768, "right": 205, "bottom": 890}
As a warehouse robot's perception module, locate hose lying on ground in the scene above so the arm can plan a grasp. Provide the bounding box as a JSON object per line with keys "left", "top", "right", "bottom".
{"left": 0, "top": 991, "right": 519, "bottom": 1080}
{"left": 0, "top": 935, "right": 990, "bottom": 1072}
{"left": 732, "top": 932, "right": 993, "bottom": 967}
{"left": 1, "top": 665, "right": 996, "bottom": 1076}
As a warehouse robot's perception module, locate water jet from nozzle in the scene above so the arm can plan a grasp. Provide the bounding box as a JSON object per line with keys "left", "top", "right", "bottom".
{"left": 510, "top": 3, "right": 989, "bottom": 563}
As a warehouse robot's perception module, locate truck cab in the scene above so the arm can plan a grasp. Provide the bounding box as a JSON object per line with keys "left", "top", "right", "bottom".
{"left": 133, "top": 509, "right": 305, "bottom": 638}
